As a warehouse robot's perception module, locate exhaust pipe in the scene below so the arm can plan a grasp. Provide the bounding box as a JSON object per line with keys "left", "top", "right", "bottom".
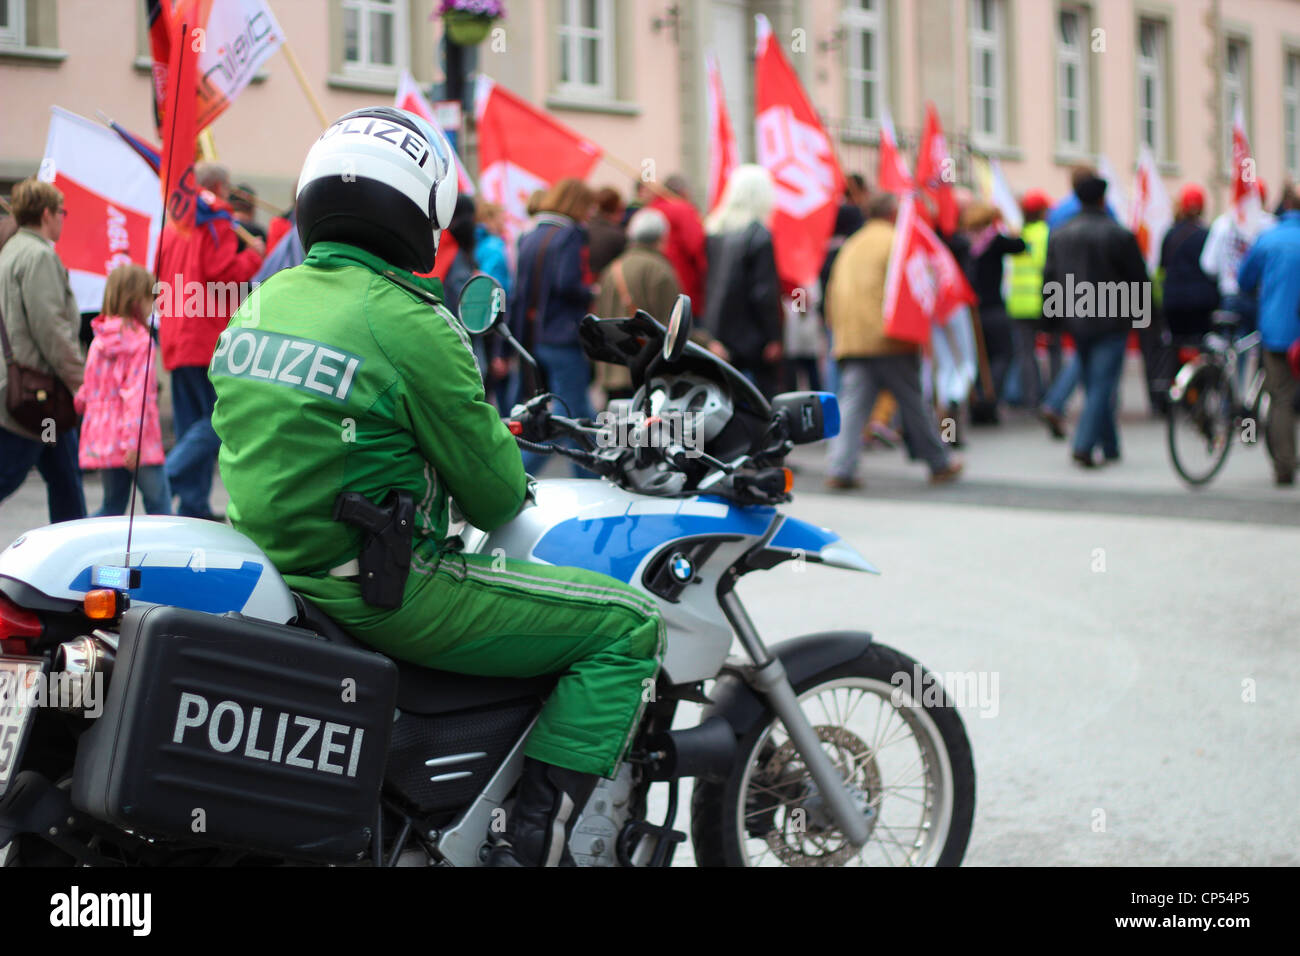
{"left": 53, "top": 634, "right": 115, "bottom": 715}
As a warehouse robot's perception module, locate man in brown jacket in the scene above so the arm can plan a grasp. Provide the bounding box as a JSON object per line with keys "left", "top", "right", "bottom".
{"left": 825, "top": 193, "right": 962, "bottom": 488}
{"left": 0, "top": 177, "right": 86, "bottom": 520}
{"left": 591, "top": 208, "right": 683, "bottom": 399}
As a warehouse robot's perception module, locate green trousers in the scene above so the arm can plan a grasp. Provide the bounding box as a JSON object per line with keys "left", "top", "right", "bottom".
{"left": 288, "top": 548, "right": 665, "bottom": 778}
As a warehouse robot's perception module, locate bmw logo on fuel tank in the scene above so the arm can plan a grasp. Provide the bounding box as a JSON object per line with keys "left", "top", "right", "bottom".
{"left": 669, "top": 553, "right": 694, "bottom": 582}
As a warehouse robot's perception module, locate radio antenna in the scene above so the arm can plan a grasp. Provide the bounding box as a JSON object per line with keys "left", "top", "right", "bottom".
{"left": 127, "top": 18, "right": 190, "bottom": 566}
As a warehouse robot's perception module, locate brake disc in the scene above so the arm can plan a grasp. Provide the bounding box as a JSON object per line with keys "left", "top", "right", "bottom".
{"left": 754, "top": 725, "right": 880, "bottom": 867}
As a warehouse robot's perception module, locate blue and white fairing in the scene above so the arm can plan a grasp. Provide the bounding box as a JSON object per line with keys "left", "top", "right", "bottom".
{"left": 468, "top": 480, "right": 877, "bottom": 683}
{"left": 0, "top": 517, "right": 296, "bottom": 623}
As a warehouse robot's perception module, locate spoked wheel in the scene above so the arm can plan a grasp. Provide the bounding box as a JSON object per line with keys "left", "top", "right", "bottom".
{"left": 692, "top": 644, "right": 975, "bottom": 867}
{"left": 1168, "top": 365, "right": 1235, "bottom": 486}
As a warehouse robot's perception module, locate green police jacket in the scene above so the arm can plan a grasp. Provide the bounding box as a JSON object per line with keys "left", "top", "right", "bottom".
{"left": 1007, "top": 220, "right": 1049, "bottom": 320}
{"left": 210, "top": 241, "right": 527, "bottom": 578}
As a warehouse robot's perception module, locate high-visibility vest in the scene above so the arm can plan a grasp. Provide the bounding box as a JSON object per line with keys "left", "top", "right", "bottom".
{"left": 1007, "top": 220, "right": 1048, "bottom": 320}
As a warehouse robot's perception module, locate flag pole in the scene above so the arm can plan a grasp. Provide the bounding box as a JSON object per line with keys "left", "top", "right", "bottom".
{"left": 198, "top": 128, "right": 218, "bottom": 161}
{"left": 279, "top": 40, "right": 330, "bottom": 130}
{"left": 229, "top": 187, "right": 284, "bottom": 216}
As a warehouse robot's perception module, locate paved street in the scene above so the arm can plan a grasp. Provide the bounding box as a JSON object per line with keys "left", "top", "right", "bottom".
{"left": 1, "top": 359, "right": 1296, "bottom": 865}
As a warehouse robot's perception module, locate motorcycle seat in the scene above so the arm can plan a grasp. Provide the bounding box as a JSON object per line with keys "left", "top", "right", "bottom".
{"left": 289, "top": 593, "right": 556, "bottom": 717}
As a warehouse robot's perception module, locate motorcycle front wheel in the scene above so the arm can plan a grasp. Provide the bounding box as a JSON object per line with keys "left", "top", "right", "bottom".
{"left": 691, "top": 643, "right": 976, "bottom": 867}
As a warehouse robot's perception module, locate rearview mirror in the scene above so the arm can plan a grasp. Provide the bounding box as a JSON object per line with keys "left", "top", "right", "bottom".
{"left": 458, "top": 274, "right": 505, "bottom": 335}
{"left": 663, "top": 294, "right": 693, "bottom": 362}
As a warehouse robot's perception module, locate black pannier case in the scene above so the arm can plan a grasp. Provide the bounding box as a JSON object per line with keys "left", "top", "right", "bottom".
{"left": 73, "top": 604, "right": 398, "bottom": 863}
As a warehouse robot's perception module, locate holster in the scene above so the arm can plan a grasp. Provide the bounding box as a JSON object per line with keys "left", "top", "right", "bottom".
{"left": 332, "top": 490, "right": 415, "bottom": 610}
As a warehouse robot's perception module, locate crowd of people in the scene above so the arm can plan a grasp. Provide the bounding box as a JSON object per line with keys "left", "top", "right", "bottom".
{"left": 0, "top": 164, "right": 265, "bottom": 522}
{"left": 823, "top": 164, "right": 1300, "bottom": 489}
{"left": 3, "top": 148, "right": 1300, "bottom": 525}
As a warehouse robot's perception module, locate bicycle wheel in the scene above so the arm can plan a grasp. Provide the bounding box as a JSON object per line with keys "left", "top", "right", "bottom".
{"left": 1168, "top": 363, "right": 1234, "bottom": 486}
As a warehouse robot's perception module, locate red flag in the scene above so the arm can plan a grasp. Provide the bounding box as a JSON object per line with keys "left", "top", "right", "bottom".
{"left": 145, "top": 0, "right": 283, "bottom": 135}
{"left": 160, "top": 6, "right": 201, "bottom": 236}
{"left": 144, "top": 0, "right": 173, "bottom": 133}
{"left": 883, "top": 195, "right": 976, "bottom": 344}
{"left": 1230, "top": 103, "right": 1263, "bottom": 229}
{"left": 474, "top": 76, "right": 603, "bottom": 245}
{"left": 754, "top": 14, "right": 846, "bottom": 290}
{"left": 705, "top": 52, "right": 739, "bottom": 215}
{"left": 915, "top": 102, "right": 959, "bottom": 234}
{"left": 876, "top": 109, "right": 914, "bottom": 195}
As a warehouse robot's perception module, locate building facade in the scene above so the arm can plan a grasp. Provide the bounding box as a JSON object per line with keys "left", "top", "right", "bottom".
{"left": 3, "top": 0, "right": 1299, "bottom": 218}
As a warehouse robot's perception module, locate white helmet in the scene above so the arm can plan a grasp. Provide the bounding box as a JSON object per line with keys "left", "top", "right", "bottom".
{"left": 295, "top": 106, "right": 457, "bottom": 273}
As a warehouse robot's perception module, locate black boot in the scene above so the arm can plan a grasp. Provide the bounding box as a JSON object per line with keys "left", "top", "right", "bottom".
{"left": 486, "top": 757, "right": 598, "bottom": 867}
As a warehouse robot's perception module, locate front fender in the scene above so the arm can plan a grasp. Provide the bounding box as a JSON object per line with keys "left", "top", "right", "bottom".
{"left": 703, "top": 631, "right": 874, "bottom": 738}
{"left": 1169, "top": 355, "right": 1212, "bottom": 403}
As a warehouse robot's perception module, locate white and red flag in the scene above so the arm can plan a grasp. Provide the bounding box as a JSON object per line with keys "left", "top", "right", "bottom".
{"left": 38, "top": 107, "right": 163, "bottom": 312}
{"left": 876, "top": 107, "right": 914, "bottom": 195}
{"left": 1129, "top": 143, "right": 1172, "bottom": 273}
{"left": 395, "top": 70, "right": 476, "bottom": 197}
{"left": 1231, "top": 103, "right": 1263, "bottom": 229}
{"left": 914, "top": 101, "right": 959, "bottom": 234}
{"left": 473, "top": 75, "right": 603, "bottom": 244}
{"left": 705, "top": 51, "right": 739, "bottom": 214}
{"left": 753, "top": 14, "right": 845, "bottom": 290}
{"left": 146, "top": 0, "right": 284, "bottom": 135}
{"left": 883, "top": 195, "right": 976, "bottom": 345}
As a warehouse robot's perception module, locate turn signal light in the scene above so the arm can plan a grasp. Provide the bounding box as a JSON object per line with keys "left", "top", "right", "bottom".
{"left": 83, "top": 589, "right": 120, "bottom": 620}
{"left": 782, "top": 468, "right": 794, "bottom": 493}
{"left": 507, "top": 420, "right": 524, "bottom": 436}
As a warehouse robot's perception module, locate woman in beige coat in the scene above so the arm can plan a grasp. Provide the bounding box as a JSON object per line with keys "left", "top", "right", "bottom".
{"left": 0, "top": 177, "right": 87, "bottom": 521}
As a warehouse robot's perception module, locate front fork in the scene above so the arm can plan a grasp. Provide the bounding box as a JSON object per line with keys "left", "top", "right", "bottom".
{"left": 718, "top": 590, "right": 872, "bottom": 847}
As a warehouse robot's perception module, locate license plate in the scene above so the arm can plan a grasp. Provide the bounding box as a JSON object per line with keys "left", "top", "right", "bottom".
{"left": 0, "top": 657, "right": 45, "bottom": 799}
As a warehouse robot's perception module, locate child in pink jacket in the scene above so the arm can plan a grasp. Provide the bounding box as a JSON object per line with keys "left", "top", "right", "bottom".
{"left": 75, "top": 265, "right": 171, "bottom": 515}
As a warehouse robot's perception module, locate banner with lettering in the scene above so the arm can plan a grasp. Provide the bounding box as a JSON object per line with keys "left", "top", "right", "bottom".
{"left": 146, "top": 0, "right": 284, "bottom": 134}
{"left": 38, "top": 107, "right": 163, "bottom": 312}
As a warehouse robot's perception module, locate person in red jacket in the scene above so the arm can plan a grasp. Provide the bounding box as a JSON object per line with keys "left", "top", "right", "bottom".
{"left": 155, "top": 162, "right": 264, "bottom": 519}
{"left": 637, "top": 175, "right": 707, "bottom": 313}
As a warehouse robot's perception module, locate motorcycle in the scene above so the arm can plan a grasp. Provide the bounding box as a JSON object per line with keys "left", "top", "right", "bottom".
{"left": 0, "top": 275, "right": 975, "bottom": 867}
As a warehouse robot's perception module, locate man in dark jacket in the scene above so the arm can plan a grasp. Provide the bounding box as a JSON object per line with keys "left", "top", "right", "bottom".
{"left": 1160, "top": 184, "right": 1219, "bottom": 341}
{"left": 1043, "top": 175, "right": 1149, "bottom": 467}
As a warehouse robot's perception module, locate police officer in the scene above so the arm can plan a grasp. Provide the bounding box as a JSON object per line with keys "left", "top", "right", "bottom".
{"left": 209, "top": 107, "right": 664, "bottom": 866}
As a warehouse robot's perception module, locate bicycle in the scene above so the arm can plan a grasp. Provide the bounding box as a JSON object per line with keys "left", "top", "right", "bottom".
{"left": 1166, "top": 311, "right": 1272, "bottom": 487}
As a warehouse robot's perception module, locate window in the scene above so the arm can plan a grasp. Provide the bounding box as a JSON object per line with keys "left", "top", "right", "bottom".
{"left": 342, "top": 0, "right": 408, "bottom": 78}
{"left": 1056, "top": 7, "right": 1089, "bottom": 154}
{"left": 0, "top": 0, "right": 25, "bottom": 48}
{"left": 969, "top": 0, "right": 1006, "bottom": 147}
{"left": 558, "top": 0, "right": 614, "bottom": 99}
{"left": 844, "top": 0, "right": 887, "bottom": 128}
{"left": 1136, "top": 19, "right": 1166, "bottom": 159}
{"left": 1286, "top": 52, "right": 1300, "bottom": 179}
{"left": 1223, "top": 38, "right": 1249, "bottom": 168}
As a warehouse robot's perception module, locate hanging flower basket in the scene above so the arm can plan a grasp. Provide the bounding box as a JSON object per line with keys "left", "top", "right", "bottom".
{"left": 438, "top": 1, "right": 505, "bottom": 46}
{"left": 443, "top": 11, "right": 494, "bottom": 46}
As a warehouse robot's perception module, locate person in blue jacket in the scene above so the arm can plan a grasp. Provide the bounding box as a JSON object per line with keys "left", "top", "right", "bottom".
{"left": 507, "top": 179, "right": 597, "bottom": 476}
{"left": 1237, "top": 185, "right": 1300, "bottom": 486}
